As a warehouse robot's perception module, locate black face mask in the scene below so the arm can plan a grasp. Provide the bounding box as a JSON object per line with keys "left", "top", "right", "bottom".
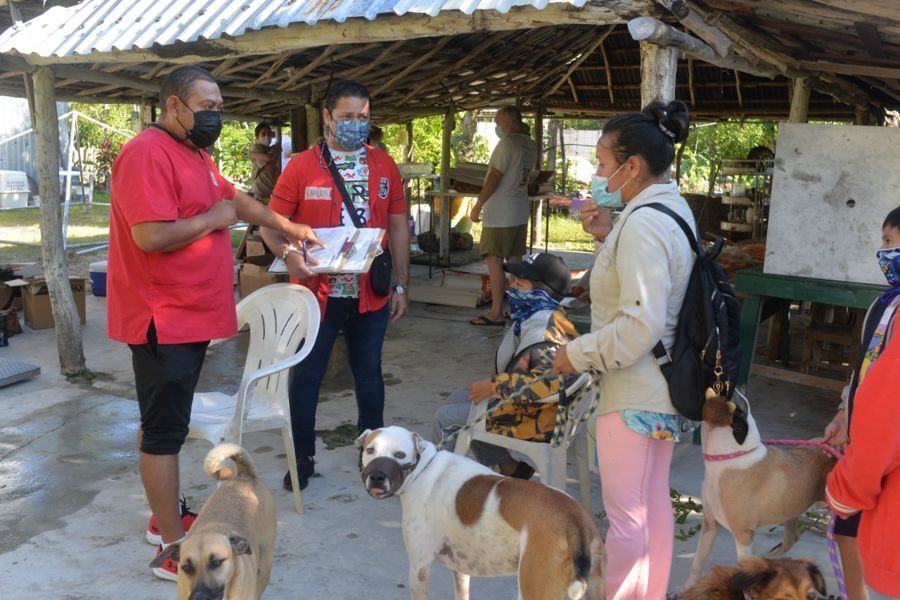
{"left": 176, "top": 97, "right": 222, "bottom": 148}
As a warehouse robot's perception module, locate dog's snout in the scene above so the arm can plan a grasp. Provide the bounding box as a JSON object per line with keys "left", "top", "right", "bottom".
{"left": 369, "top": 471, "right": 387, "bottom": 485}
{"left": 188, "top": 582, "right": 225, "bottom": 600}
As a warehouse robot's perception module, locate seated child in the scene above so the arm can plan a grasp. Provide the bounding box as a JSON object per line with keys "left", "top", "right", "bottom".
{"left": 432, "top": 252, "right": 579, "bottom": 479}
{"left": 823, "top": 206, "right": 900, "bottom": 600}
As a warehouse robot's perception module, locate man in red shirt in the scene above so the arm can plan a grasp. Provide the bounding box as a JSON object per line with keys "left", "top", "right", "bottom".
{"left": 261, "top": 79, "right": 408, "bottom": 492}
{"left": 107, "top": 65, "right": 318, "bottom": 581}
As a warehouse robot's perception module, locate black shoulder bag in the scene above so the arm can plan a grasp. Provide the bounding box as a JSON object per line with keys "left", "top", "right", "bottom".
{"left": 321, "top": 143, "right": 392, "bottom": 297}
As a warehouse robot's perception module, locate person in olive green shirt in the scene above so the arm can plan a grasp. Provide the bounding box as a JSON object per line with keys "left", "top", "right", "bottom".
{"left": 249, "top": 123, "right": 280, "bottom": 203}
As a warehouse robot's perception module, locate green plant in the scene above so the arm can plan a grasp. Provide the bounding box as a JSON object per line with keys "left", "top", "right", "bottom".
{"left": 671, "top": 488, "right": 704, "bottom": 541}
{"left": 678, "top": 121, "right": 778, "bottom": 194}
{"left": 70, "top": 103, "right": 135, "bottom": 189}
{"left": 215, "top": 120, "right": 254, "bottom": 186}
{"left": 596, "top": 488, "right": 705, "bottom": 541}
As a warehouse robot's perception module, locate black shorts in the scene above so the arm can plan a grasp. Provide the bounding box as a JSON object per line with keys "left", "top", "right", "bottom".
{"left": 833, "top": 512, "right": 860, "bottom": 537}
{"left": 130, "top": 321, "right": 209, "bottom": 455}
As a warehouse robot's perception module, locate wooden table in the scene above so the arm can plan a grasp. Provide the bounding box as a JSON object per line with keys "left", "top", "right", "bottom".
{"left": 735, "top": 267, "right": 885, "bottom": 389}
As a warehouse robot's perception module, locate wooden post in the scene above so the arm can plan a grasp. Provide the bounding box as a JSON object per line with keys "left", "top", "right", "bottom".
{"left": 30, "top": 66, "right": 86, "bottom": 377}
{"left": 531, "top": 107, "right": 544, "bottom": 247}
{"left": 306, "top": 90, "right": 321, "bottom": 149}
{"left": 290, "top": 106, "right": 307, "bottom": 153}
{"left": 439, "top": 106, "right": 454, "bottom": 266}
{"left": 405, "top": 121, "right": 414, "bottom": 163}
{"left": 855, "top": 106, "right": 870, "bottom": 126}
{"left": 559, "top": 122, "right": 567, "bottom": 195}
{"left": 788, "top": 77, "right": 812, "bottom": 123}
{"left": 137, "top": 102, "right": 153, "bottom": 130}
{"left": 640, "top": 41, "right": 678, "bottom": 106}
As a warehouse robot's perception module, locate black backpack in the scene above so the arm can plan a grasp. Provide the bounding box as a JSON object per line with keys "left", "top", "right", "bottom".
{"left": 632, "top": 203, "right": 742, "bottom": 420}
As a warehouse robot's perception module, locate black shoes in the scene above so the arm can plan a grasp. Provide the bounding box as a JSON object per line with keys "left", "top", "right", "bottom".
{"left": 283, "top": 455, "right": 316, "bottom": 491}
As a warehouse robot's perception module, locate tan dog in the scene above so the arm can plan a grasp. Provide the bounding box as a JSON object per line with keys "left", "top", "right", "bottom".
{"left": 676, "top": 556, "right": 826, "bottom": 600}
{"left": 356, "top": 426, "right": 605, "bottom": 600}
{"left": 682, "top": 394, "right": 836, "bottom": 590}
{"left": 151, "top": 443, "right": 277, "bottom": 600}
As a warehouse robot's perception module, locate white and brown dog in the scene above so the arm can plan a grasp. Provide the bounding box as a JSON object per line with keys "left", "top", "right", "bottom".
{"left": 682, "top": 394, "right": 836, "bottom": 590}
{"left": 356, "top": 425, "right": 605, "bottom": 600}
{"left": 151, "top": 443, "right": 277, "bottom": 600}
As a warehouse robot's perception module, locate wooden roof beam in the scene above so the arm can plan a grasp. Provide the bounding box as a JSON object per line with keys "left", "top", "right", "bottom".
{"left": 372, "top": 36, "right": 453, "bottom": 97}
{"left": 627, "top": 17, "right": 779, "bottom": 78}
{"left": 655, "top": 0, "right": 734, "bottom": 56}
{"left": 543, "top": 25, "right": 614, "bottom": 98}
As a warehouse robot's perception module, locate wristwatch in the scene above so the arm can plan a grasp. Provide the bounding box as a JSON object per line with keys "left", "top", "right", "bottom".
{"left": 393, "top": 284, "right": 408, "bottom": 295}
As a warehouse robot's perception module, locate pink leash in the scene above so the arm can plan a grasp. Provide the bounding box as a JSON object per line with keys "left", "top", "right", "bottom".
{"left": 763, "top": 439, "right": 847, "bottom": 600}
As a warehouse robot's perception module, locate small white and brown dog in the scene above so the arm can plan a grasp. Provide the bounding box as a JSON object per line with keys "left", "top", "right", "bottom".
{"left": 682, "top": 393, "right": 836, "bottom": 590}
{"left": 151, "top": 443, "right": 277, "bottom": 600}
{"left": 356, "top": 426, "right": 605, "bottom": 600}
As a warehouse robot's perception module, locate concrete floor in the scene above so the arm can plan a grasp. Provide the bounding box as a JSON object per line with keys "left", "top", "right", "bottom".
{"left": 0, "top": 256, "right": 886, "bottom": 599}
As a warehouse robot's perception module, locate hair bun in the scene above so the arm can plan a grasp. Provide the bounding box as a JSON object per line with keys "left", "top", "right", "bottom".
{"left": 661, "top": 99, "right": 690, "bottom": 144}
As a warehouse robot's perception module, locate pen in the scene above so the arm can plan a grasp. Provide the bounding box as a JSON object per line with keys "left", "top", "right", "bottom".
{"left": 301, "top": 240, "right": 308, "bottom": 263}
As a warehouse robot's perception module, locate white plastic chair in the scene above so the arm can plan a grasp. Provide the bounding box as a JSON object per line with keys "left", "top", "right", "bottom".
{"left": 188, "top": 283, "right": 320, "bottom": 514}
{"left": 454, "top": 371, "right": 596, "bottom": 510}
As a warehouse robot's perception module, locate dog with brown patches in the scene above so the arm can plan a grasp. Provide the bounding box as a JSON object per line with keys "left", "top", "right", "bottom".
{"left": 355, "top": 425, "right": 605, "bottom": 600}
{"left": 682, "top": 394, "right": 836, "bottom": 591}
{"left": 675, "top": 556, "right": 826, "bottom": 600}
{"left": 151, "top": 443, "right": 276, "bottom": 600}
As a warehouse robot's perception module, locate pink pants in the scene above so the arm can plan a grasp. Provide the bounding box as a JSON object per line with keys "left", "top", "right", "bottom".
{"left": 596, "top": 412, "right": 675, "bottom": 600}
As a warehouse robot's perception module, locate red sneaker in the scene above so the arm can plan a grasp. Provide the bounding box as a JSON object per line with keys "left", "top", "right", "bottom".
{"left": 151, "top": 545, "right": 179, "bottom": 582}
{"left": 146, "top": 497, "right": 197, "bottom": 545}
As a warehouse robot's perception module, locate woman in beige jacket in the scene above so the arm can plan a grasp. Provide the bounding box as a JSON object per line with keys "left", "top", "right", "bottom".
{"left": 554, "top": 99, "right": 695, "bottom": 600}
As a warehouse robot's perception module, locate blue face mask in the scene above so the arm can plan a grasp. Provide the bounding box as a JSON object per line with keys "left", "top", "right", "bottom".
{"left": 495, "top": 125, "right": 505, "bottom": 139}
{"left": 506, "top": 288, "right": 561, "bottom": 330}
{"left": 877, "top": 246, "right": 900, "bottom": 287}
{"left": 331, "top": 118, "right": 369, "bottom": 151}
{"left": 591, "top": 163, "right": 630, "bottom": 209}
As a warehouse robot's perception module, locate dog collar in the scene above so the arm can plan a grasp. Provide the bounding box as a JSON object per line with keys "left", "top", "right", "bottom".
{"left": 702, "top": 446, "right": 759, "bottom": 461}
{"left": 402, "top": 449, "right": 438, "bottom": 490}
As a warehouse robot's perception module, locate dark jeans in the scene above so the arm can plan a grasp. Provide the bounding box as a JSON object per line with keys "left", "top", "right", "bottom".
{"left": 289, "top": 297, "right": 389, "bottom": 457}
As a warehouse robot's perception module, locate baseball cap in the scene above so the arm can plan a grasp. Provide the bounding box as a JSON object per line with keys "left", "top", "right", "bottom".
{"left": 503, "top": 253, "right": 571, "bottom": 296}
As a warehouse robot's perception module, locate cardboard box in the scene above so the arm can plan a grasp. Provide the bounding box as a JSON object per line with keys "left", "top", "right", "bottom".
{"left": 238, "top": 256, "right": 287, "bottom": 298}
{"left": 22, "top": 277, "right": 86, "bottom": 329}
{"left": 245, "top": 239, "right": 267, "bottom": 257}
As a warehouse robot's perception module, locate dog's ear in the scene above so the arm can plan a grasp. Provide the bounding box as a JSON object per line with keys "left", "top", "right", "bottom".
{"left": 149, "top": 543, "right": 180, "bottom": 568}
{"left": 806, "top": 561, "right": 826, "bottom": 595}
{"left": 729, "top": 558, "right": 775, "bottom": 595}
{"left": 229, "top": 534, "right": 252, "bottom": 556}
{"left": 355, "top": 429, "right": 373, "bottom": 449}
{"left": 731, "top": 405, "right": 749, "bottom": 445}
{"left": 412, "top": 431, "right": 427, "bottom": 456}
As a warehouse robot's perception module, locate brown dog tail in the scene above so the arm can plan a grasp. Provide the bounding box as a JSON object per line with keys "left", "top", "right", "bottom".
{"left": 204, "top": 443, "right": 260, "bottom": 482}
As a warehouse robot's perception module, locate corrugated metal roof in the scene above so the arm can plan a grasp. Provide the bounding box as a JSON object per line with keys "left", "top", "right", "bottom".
{"left": 0, "top": 0, "right": 587, "bottom": 58}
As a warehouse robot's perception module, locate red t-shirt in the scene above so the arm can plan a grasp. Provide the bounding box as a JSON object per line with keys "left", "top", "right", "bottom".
{"left": 107, "top": 127, "right": 238, "bottom": 345}
{"left": 269, "top": 143, "right": 406, "bottom": 314}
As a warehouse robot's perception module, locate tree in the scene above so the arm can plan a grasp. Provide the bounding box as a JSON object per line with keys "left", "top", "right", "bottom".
{"left": 679, "top": 120, "right": 778, "bottom": 193}
{"left": 71, "top": 103, "right": 134, "bottom": 190}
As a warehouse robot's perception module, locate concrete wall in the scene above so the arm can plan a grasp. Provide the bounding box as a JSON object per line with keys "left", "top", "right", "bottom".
{"left": 765, "top": 122, "right": 896, "bottom": 286}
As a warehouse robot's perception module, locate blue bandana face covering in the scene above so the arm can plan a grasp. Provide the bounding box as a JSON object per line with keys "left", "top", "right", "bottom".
{"left": 507, "top": 288, "right": 561, "bottom": 333}
{"left": 877, "top": 246, "right": 900, "bottom": 287}
{"left": 331, "top": 118, "right": 369, "bottom": 151}
{"left": 591, "top": 162, "right": 629, "bottom": 209}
